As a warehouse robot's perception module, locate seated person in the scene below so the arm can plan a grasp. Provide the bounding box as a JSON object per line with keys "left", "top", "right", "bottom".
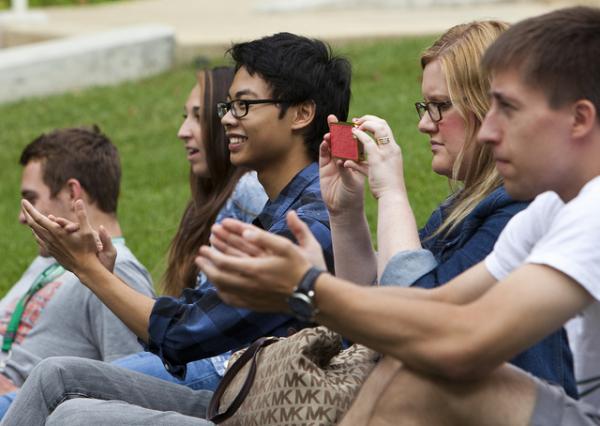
{"left": 111, "top": 66, "right": 267, "bottom": 393}
{"left": 195, "top": 6, "right": 600, "bottom": 426}
{"left": 0, "top": 126, "right": 153, "bottom": 414}
{"left": 6, "top": 32, "right": 351, "bottom": 424}
{"left": 319, "top": 20, "right": 574, "bottom": 399}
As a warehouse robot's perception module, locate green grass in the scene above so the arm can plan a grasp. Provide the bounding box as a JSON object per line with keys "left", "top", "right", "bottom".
{"left": 0, "top": 0, "right": 123, "bottom": 10}
{"left": 0, "top": 35, "right": 448, "bottom": 295}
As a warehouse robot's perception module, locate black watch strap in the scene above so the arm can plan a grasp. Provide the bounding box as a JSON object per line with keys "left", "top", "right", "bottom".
{"left": 296, "top": 266, "right": 324, "bottom": 295}
{"left": 287, "top": 266, "right": 324, "bottom": 322}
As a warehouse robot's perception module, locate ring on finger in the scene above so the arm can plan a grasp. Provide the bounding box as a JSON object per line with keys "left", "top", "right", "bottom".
{"left": 376, "top": 136, "right": 391, "bottom": 145}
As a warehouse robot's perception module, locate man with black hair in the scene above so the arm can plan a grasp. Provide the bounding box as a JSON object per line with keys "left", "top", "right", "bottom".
{"left": 189, "top": 7, "right": 600, "bottom": 425}
{"left": 6, "top": 33, "right": 352, "bottom": 424}
{"left": 0, "top": 126, "right": 153, "bottom": 418}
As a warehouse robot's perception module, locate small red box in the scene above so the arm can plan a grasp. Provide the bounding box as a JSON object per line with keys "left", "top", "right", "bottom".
{"left": 329, "top": 122, "right": 364, "bottom": 162}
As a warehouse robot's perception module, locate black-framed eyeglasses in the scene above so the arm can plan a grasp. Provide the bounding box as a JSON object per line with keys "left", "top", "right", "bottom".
{"left": 415, "top": 100, "right": 453, "bottom": 123}
{"left": 217, "top": 99, "right": 291, "bottom": 119}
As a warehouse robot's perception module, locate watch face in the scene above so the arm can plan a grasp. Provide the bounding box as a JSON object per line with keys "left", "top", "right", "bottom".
{"left": 288, "top": 293, "right": 314, "bottom": 322}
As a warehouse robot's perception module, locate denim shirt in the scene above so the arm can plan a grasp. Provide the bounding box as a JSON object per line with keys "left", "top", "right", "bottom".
{"left": 214, "top": 171, "right": 267, "bottom": 224}
{"left": 200, "top": 171, "right": 267, "bottom": 375}
{"left": 146, "top": 163, "right": 333, "bottom": 379}
{"left": 380, "top": 186, "right": 577, "bottom": 398}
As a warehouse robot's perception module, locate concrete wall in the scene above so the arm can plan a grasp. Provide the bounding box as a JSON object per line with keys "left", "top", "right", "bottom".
{"left": 0, "top": 25, "right": 175, "bottom": 104}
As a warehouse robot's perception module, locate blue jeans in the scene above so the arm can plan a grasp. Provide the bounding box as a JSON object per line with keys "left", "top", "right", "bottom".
{"left": 112, "top": 350, "right": 229, "bottom": 391}
{"left": 0, "top": 391, "right": 16, "bottom": 420}
{"left": 0, "top": 351, "right": 228, "bottom": 420}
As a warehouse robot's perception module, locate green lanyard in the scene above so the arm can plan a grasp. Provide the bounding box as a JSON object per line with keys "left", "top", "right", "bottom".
{"left": 2, "top": 262, "right": 65, "bottom": 353}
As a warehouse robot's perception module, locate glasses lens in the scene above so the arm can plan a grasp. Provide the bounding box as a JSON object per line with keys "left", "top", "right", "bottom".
{"left": 231, "top": 100, "right": 248, "bottom": 119}
{"left": 217, "top": 103, "right": 228, "bottom": 119}
{"left": 428, "top": 104, "right": 441, "bottom": 122}
{"left": 415, "top": 103, "right": 426, "bottom": 120}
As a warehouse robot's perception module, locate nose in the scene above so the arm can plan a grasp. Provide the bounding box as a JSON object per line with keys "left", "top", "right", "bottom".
{"left": 417, "top": 112, "right": 437, "bottom": 135}
{"left": 220, "top": 108, "right": 237, "bottom": 128}
{"left": 177, "top": 118, "right": 191, "bottom": 141}
{"left": 477, "top": 110, "right": 500, "bottom": 146}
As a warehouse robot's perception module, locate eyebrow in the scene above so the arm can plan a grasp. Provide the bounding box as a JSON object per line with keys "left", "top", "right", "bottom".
{"left": 423, "top": 94, "right": 451, "bottom": 102}
{"left": 228, "top": 89, "right": 259, "bottom": 100}
{"left": 490, "top": 90, "right": 519, "bottom": 106}
{"left": 183, "top": 105, "right": 201, "bottom": 116}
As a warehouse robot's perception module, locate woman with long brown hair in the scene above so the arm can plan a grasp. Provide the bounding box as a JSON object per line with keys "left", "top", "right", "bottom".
{"left": 109, "top": 67, "right": 266, "bottom": 391}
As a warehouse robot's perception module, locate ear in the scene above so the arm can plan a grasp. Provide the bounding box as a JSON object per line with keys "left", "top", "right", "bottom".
{"left": 290, "top": 100, "right": 316, "bottom": 131}
{"left": 571, "top": 99, "right": 597, "bottom": 140}
{"left": 65, "top": 178, "right": 84, "bottom": 202}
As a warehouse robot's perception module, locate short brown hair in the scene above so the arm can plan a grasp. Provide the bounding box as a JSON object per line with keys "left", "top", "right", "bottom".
{"left": 482, "top": 6, "right": 600, "bottom": 115}
{"left": 19, "top": 125, "right": 121, "bottom": 213}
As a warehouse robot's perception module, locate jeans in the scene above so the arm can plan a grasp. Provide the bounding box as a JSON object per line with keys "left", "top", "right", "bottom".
{"left": 0, "top": 393, "right": 15, "bottom": 420}
{"left": 0, "top": 351, "right": 228, "bottom": 421}
{"left": 112, "top": 350, "right": 228, "bottom": 391}
{"left": 0, "top": 357, "right": 214, "bottom": 426}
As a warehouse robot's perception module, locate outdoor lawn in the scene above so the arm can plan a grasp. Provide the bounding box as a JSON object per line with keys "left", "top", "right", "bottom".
{"left": 0, "top": 35, "right": 448, "bottom": 295}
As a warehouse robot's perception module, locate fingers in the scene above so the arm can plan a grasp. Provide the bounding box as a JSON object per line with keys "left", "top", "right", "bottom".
{"left": 286, "top": 211, "right": 316, "bottom": 249}
{"left": 73, "top": 199, "right": 94, "bottom": 234}
{"left": 22, "top": 200, "right": 56, "bottom": 231}
{"left": 319, "top": 140, "right": 332, "bottom": 168}
{"left": 209, "top": 234, "right": 245, "bottom": 258}
{"left": 53, "top": 217, "right": 81, "bottom": 233}
{"left": 196, "top": 245, "right": 257, "bottom": 280}
{"left": 352, "top": 114, "right": 386, "bottom": 127}
{"left": 195, "top": 250, "right": 258, "bottom": 306}
{"left": 352, "top": 127, "right": 380, "bottom": 157}
{"left": 98, "top": 226, "right": 114, "bottom": 253}
{"left": 21, "top": 202, "right": 54, "bottom": 241}
{"left": 344, "top": 160, "right": 369, "bottom": 176}
{"left": 215, "top": 221, "right": 265, "bottom": 257}
{"left": 241, "top": 226, "right": 296, "bottom": 257}
{"left": 327, "top": 114, "right": 339, "bottom": 125}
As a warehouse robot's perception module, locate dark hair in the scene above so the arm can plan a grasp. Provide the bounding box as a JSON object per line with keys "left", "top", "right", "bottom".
{"left": 227, "top": 32, "right": 352, "bottom": 161}
{"left": 162, "top": 67, "right": 244, "bottom": 296}
{"left": 482, "top": 6, "right": 600, "bottom": 116}
{"left": 19, "top": 125, "right": 121, "bottom": 213}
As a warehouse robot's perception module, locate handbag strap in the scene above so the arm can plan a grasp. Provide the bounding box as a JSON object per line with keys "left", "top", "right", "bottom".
{"left": 208, "top": 336, "right": 278, "bottom": 423}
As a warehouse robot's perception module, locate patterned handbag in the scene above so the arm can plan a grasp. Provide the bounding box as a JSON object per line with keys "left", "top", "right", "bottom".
{"left": 207, "top": 326, "right": 379, "bottom": 426}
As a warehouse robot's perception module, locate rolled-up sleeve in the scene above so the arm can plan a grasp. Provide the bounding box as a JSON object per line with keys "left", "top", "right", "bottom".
{"left": 379, "top": 249, "right": 438, "bottom": 286}
{"left": 147, "top": 288, "right": 296, "bottom": 379}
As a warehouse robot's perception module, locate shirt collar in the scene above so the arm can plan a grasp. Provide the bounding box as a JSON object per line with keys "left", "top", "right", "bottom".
{"left": 254, "top": 162, "right": 319, "bottom": 230}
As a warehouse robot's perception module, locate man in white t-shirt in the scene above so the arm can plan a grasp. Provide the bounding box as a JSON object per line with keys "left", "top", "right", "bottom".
{"left": 193, "top": 6, "right": 600, "bottom": 425}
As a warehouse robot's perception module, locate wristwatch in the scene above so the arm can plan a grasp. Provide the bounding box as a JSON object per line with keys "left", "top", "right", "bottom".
{"left": 287, "top": 266, "right": 324, "bottom": 322}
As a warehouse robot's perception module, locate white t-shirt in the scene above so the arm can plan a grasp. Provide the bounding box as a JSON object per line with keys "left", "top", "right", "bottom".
{"left": 485, "top": 176, "right": 600, "bottom": 406}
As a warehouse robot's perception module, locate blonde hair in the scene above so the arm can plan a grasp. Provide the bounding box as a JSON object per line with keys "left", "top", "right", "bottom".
{"left": 420, "top": 20, "right": 509, "bottom": 237}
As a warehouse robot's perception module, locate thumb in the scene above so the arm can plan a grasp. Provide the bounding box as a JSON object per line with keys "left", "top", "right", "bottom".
{"left": 98, "top": 226, "right": 115, "bottom": 253}
{"left": 73, "top": 199, "right": 93, "bottom": 233}
{"left": 319, "top": 140, "right": 332, "bottom": 168}
{"left": 286, "top": 211, "right": 317, "bottom": 249}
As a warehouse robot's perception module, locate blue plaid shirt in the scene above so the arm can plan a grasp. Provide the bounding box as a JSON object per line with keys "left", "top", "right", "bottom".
{"left": 146, "top": 163, "right": 333, "bottom": 378}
